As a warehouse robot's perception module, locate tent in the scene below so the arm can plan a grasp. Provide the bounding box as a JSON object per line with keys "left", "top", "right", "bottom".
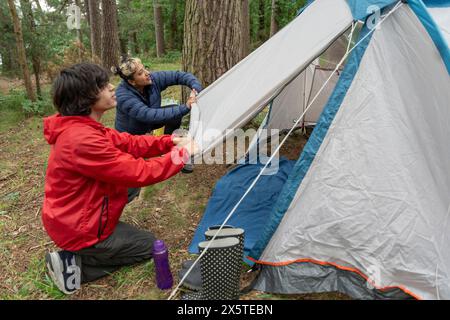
{"left": 188, "top": 0, "right": 450, "bottom": 300}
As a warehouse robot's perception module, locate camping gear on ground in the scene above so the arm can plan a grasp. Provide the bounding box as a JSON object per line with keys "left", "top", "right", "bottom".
{"left": 188, "top": 158, "right": 296, "bottom": 262}
{"left": 185, "top": 0, "right": 450, "bottom": 300}
{"left": 153, "top": 240, "right": 173, "bottom": 290}
{"left": 182, "top": 237, "right": 242, "bottom": 300}
{"left": 179, "top": 225, "right": 240, "bottom": 291}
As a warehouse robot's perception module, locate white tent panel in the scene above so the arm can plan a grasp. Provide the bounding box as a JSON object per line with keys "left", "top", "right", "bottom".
{"left": 189, "top": 0, "right": 353, "bottom": 155}
{"left": 303, "top": 68, "right": 340, "bottom": 126}
{"left": 428, "top": 7, "right": 450, "bottom": 45}
{"left": 259, "top": 5, "right": 450, "bottom": 300}
{"left": 265, "top": 64, "right": 314, "bottom": 131}
{"left": 264, "top": 65, "right": 340, "bottom": 131}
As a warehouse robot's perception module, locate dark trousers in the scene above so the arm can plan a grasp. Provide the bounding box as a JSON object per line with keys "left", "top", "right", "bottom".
{"left": 152, "top": 117, "right": 182, "bottom": 135}
{"left": 126, "top": 117, "right": 183, "bottom": 204}
{"left": 71, "top": 222, "right": 156, "bottom": 284}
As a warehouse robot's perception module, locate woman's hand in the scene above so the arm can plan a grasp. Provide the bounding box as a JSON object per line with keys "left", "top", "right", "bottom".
{"left": 186, "top": 89, "right": 198, "bottom": 109}
{"left": 173, "top": 136, "right": 200, "bottom": 156}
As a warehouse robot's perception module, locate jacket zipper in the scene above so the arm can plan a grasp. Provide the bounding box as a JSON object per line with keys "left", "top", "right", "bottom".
{"left": 97, "top": 196, "right": 109, "bottom": 238}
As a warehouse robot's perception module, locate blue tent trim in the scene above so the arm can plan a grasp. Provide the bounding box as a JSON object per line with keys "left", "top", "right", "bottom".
{"left": 409, "top": 0, "right": 450, "bottom": 74}
{"left": 423, "top": 0, "right": 450, "bottom": 8}
{"left": 249, "top": 23, "right": 375, "bottom": 261}
{"left": 346, "top": 0, "right": 398, "bottom": 20}
{"left": 298, "top": 0, "right": 401, "bottom": 20}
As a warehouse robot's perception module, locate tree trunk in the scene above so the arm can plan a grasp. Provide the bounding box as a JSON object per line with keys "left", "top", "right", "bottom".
{"left": 182, "top": 0, "right": 243, "bottom": 90}
{"left": 258, "top": 0, "right": 266, "bottom": 42}
{"left": 119, "top": 37, "right": 128, "bottom": 59}
{"left": 101, "top": 0, "right": 120, "bottom": 70}
{"left": 7, "top": 0, "right": 36, "bottom": 101}
{"left": 270, "top": 0, "right": 279, "bottom": 37}
{"left": 84, "top": 0, "right": 90, "bottom": 26}
{"left": 118, "top": 0, "right": 130, "bottom": 59}
{"left": 153, "top": 0, "right": 166, "bottom": 57}
{"left": 88, "top": 0, "right": 102, "bottom": 59}
{"left": 169, "top": 0, "right": 178, "bottom": 50}
{"left": 241, "top": 0, "right": 250, "bottom": 59}
{"left": 74, "top": 0, "right": 83, "bottom": 61}
{"left": 0, "top": 3, "right": 15, "bottom": 74}
{"left": 20, "top": 0, "right": 42, "bottom": 98}
{"left": 130, "top": 31, "right": 140, "bottom": 55}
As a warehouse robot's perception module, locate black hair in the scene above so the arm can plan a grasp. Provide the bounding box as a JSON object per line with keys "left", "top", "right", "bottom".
{"left": 52, "top": 63, "right": 110, "bottom": 116}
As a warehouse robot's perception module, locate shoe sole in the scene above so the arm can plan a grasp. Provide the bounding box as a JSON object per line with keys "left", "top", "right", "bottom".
{"left": 45, "top": 253, "right": 76, "bottom": 295}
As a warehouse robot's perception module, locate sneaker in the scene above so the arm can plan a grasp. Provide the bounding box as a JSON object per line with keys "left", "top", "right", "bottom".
{"left": 45, "top": 251, "right": 81, "bottom": 295}
{"left": 181, "top": 163, "right": 194, "bottom": 174}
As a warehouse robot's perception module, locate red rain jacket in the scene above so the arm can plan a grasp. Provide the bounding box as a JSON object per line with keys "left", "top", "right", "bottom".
{"left": 42, "top": 114, "right": 188, "bottom": 251}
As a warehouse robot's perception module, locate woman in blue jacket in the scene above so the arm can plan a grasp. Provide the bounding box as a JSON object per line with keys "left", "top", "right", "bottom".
{"left": 112, "top": 57, "right": 203, "bottom": 200}
{"left": 113, "top": 57, "right": 203, "bottom": 136}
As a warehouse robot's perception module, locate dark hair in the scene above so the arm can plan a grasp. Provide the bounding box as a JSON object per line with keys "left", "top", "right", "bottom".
{"left": 52, "top": 63, "right": 110, "bottom": 116}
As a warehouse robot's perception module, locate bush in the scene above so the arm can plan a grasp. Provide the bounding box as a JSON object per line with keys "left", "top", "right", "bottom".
{"left": 0, "top": 88, "right": 54, "bottom": 133}
{"left": 21, "top": 98, "right": 52, "bottom": 116}
{"left": 0, "top": 89, "right": 28, "bottom": 111}
{"left": 46, "top": 41, "right": 101, "bottom": 82}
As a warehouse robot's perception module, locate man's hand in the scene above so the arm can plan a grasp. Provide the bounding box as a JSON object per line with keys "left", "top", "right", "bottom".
{"left": 172, "top": 136, "right": 200, "bottom": 156}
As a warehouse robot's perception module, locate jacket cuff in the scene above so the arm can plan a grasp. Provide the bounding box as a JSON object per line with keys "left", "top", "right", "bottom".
{"left": 192, "top": 84, "right": 203, "bottom": 93}
{"left": 179, "top": 104, "right": 191, "bottom": 116}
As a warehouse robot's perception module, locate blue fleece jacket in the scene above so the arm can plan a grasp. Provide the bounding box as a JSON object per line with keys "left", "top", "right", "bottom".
{"left": 115, "top": 71, "right": 203, "bottom": 135}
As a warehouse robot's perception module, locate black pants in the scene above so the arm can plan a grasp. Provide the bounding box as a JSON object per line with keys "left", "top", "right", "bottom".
{"left": 126, "top": 117, "right": 183, "bottom": 204}
{"left": 153, "top": 117, "right": 182, "bottom": 135}
{"left": 71, "top": 222, "right": 156, "bottom": 284}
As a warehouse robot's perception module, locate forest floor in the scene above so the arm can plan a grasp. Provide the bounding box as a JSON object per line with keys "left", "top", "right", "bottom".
{"left": 0, "top": 61, "right": 350, "bottom": 300}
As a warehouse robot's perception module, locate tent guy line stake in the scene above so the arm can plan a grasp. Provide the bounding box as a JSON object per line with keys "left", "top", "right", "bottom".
{"left": 168, "top": 1, "right": 404, "bottom": 300}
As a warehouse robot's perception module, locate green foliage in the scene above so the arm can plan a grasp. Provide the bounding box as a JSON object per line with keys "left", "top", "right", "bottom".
{"left": 0, "top": 0, "right": 308, "bottom": 125}
{"left": 21, "top": 98, "right": 51, "bottom": 116}
{"left": 0, "top": 88, "right": 53, "bottom": 132}
{"left": 249, "top": 0, "right": 307, "bottom": 48}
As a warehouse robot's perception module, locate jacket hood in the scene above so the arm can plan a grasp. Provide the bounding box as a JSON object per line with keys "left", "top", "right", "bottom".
{"left": 43, "top": 114, "right": 104, "bottom": 145}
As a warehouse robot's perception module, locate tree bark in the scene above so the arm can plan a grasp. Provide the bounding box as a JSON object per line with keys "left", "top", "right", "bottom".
{"left": 101, "top": 0, "right": 120, "bottom": 70}
{"left": 257, "top": 0, "right": 266, "bottom": 42}
{"left": 169, "top": 0, "right": 178, "bottom": 50}
{"left": 182, "top": 0, "right": 243, "bottom": 92}
{"left": 153, "top": 0, "right": 166, "bottom": 57}
{"left": 241, "top": 0, "right": 250, "bottom": 59}
{"left": 0, "top": 3, "right": 15, "bottom": 74}
{"left": 88, "top": 0, "right": 102, "bottom": 59}
{"left": 118, "top": 0, "right": 130, "bottom": 59}
{"left": 7, "top": 0, "right": 36, "bottom": 101}
{"left": 75, "top": 0, "right": 83, "bottom": 62}
{"left": 20, "top": 0, "right": 42, "bottom": 98}
{"left": 130, "top": 31, "right": 140, "bottom": 55}
{"left": 84, "top": 0, "right": 90, "bottom": 26}
{"left": 270, "top": 0, "right": 279, "bottom": 37}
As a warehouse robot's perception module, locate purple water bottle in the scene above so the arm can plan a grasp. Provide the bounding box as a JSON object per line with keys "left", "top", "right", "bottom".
{"left": 153, "top": 240, "right": 173, "bottom": 290}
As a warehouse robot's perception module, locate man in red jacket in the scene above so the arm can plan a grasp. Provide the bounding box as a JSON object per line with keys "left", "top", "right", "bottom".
{"left": 42, "top": 63, "right": 198, "bottom": 294}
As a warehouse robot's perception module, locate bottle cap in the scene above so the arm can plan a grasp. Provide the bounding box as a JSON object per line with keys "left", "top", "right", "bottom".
{"left": 153, "top": 239, "right": 166, "bottom": 252}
